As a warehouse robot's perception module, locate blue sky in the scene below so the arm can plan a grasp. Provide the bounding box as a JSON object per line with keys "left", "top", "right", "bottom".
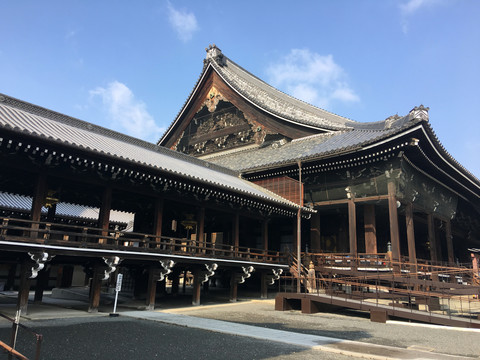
{"left": 1, "top": 0, "right": 479, "bottom": 177}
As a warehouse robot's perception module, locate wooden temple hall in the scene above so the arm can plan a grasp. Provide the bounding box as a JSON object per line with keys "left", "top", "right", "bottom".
{"left": 1, "top": 45, "right": 480, "bottom": 322}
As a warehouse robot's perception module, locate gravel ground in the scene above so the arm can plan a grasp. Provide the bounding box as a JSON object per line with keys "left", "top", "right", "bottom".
{"left": 0, "top": 316, "right": 354, "bottom": 360}
{"left": 164, "top": 299, "right": 480, "bottom": 358}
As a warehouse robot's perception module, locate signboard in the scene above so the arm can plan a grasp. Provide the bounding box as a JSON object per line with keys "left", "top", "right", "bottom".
{"left": 116, "top": 273, "right": 123, "bottom": 292}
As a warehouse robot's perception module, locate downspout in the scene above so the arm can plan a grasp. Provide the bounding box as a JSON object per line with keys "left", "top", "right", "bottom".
{"left": 297, "top": 160, "right": 302, "bottom": 293}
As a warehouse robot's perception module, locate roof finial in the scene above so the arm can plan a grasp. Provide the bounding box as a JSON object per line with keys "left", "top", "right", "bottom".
{"left": 408, "top": 105, "right": 429, "bottom": 122}
{"left": 205, "top": 44, "right": 226, "bottom": 66}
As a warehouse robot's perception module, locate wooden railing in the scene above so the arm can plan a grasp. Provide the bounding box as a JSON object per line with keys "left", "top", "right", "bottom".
{"left": 0, "top": 217, "right": 287, "bottom": 264}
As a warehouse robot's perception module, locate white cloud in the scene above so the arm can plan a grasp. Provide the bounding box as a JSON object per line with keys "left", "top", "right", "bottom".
{"left": 399, "top": 0, "right": 443, "bottom": 33}
{"left": 167, "top": 2, "right": 199, "bottom": 42}
{"left": 266, "top": 49, "right": 359, "bottom": 110}
{"left": 90, "top": 81, "right": 163, "bottom": 142}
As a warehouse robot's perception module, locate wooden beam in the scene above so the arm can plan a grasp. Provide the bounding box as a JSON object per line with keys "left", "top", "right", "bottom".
{"left": 314, "top": 195, "right": 389, "bottom": 207}
{"left": 31, "top": 172, "right": 47, "bottom": 223}
{"left": 364, "top": 204, "right": 377, "bottom": 254}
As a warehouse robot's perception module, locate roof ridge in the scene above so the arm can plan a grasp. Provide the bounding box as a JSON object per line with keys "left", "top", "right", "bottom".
{"left": 220, "top": 56, "right": 355, "bottom": 124}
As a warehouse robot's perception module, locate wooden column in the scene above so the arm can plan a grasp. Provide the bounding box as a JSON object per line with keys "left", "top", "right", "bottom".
{"left": 427, "top": 214, "right": 438, "bottom": 263}
{"left": 146, "top": 267, "right": 158, "bottom": 310}
{"left": 88, "top": 266, "right": 103, "bottom": 313}
{"left": 233, "top": 213, "right": 240, "bottom": 256}
{"left": 98, "top": 186, "right": 112, "bottom": 244}
{"left": 171, "top": 269, "right": 180, "bottom": 295}
{"left": 348, "top": 199, "right": 357, "bottom": 257}
{"left": 31, "top": 172, "right": 47, "bottom": 223}
{"left": 30, "top": 172, "right": 47, "bottom": 239}
{"left": 6, "top": 263, "right": 17, "bottom": 291}
{"left": 310, "top": 212, "right": 321, "bottom": 252}
{"left": 230, "top": 272, "right": 238, "bottom": 302}
{"left": 192, "top": 268, "right": 202, "bottom": 306}
{"left": 197, "top": 207, "right": 205, "bottom": 253}
{"left": 445, "top": 219, "right": 454, "bottom": 265}
{"left": 405, "top": 203, "right": 417, "bottom": 266}
{"left": 17, "top": 262, "right": 31, "bottom": 314}
{"left": 153, "top": 197, "right": 164, "bottom": 247}
{"left": 34, "top": 266, "right": 50, "bottom": 303}
{"left": 260, "top": 272, "right": 268, "bottom": 299}
{"left": 364, "top": 204, "right": 377, "bottom": 254}
{"left": 387, "top": 182, "right": 401, "bottom": 264}
{"left": 262, "top": 219, "right": 269, "bottom": 252}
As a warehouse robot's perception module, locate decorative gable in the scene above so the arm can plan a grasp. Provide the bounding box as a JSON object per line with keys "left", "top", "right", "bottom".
{"left": 173, "top": 86, "right": 265, "bottom": 156}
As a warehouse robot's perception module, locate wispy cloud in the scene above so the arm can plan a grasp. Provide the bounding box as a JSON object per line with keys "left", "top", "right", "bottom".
{"left": 167, "top": 2, "right": 199, "bottom": 42}
{"left": 266, "top": 49, "right": 359, "bottom": 110}
{"left": 399, "top": 0, "right": 443, "bottom": 33}
{"left": 90, "top": 81, "right": 163, "bottom": 142}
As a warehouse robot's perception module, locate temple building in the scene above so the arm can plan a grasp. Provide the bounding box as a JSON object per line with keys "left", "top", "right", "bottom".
{"left": 0, "top": 45, "right": 479, "bottom": 326}
{"left": 159, "top": 45, "right": 480, "bottom": 268}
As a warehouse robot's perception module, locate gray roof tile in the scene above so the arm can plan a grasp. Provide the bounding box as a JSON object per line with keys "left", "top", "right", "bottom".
{"left": 0, "top": 94, "right": 301, "bottom": 210}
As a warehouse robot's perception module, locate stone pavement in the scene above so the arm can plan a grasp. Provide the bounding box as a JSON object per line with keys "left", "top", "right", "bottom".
{"left": 122, "top": 310, "right": 475, "bottom": 360}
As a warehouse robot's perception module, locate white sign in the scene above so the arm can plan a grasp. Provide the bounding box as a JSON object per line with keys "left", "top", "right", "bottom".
{"left": 116, "top": 273, "right": 123, "bottom": 292}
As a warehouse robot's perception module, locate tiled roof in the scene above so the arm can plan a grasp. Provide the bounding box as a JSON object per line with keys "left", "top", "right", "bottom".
{"left": 159, "top": 46, "right": 403, "bottom": 144}
{"left": 206, "top": 119, "right": 421, "bottom": 172}
{"left": 0, "top": 94, "right": 302, "bottom": 210}
{"left": 0, "top": 192, "right": 134, "bottom": 224}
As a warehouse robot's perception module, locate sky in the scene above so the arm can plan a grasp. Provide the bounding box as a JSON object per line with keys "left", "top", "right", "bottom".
{"left": 1, "top": 0, "right": 479, "bottom": 178}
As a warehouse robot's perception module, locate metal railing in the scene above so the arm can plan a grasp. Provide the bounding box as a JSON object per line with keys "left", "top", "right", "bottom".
{"left": 282, "top": 252, "right": 480, "bottom": 325}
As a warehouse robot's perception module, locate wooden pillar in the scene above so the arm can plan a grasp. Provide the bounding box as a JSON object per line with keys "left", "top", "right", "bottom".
{"left": 348, "top": 199, "right": 357, "bottom": 257}
{"left": 427, "top": 214, "right": 438, "bottom": 263}
{"left": 192, "top": 268, "right": 202, "bottom": 306}
{"left": 261, "top": 271, "right": 268, "bottom": 299}
{"left": 364, "top": 204, "right": 377, "bottom": 254}
{"left": 171, "top": 269, "right": 180, "bottom": 295}
{"left": 405, "top": 203, "right": 417, "bottom": 266}
{"left": 262, "top": 219, "right": 269, "bottom": 252}
{"left": 98, "top": 186, "right": 112, "bottom": 244}
{"left": 34, "top": 266, "right": 50, "bottom": 303}
{"left": 233, "top": 213, "right": 240, "bottom": 256}
{"left": 387, "top": 182, "right": 401, "bottom": 264}
{"left": 30, "top": 172, "right": 47, "bottom": 239}
{"left": 31, "top": 172, "right": 47, "bottom": 223}
{"left": 17, "top": 262, "right": 31, "bottom": 314}
{"left": 310, "top": 212, "right": 321, "bottom": 252}
{"left": 88, "top": 266, "right": 103, "bottom": 313}
{"left": 230, "top": 272, "right": 238, "bottom": 302}
{"left": 153, "top": 197, "right": 164, "bottom": 247}
{"left": 146, "top": 267, "right": 158, "bottom": 311}
{"left": 197, "top": 207, "right": 205, "bottom": 253}
{"left": 445, "top": 219, "right": 454, "bottom": 265}
{"left": 6, "top": 263, "right": 17, "bottom": 291}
